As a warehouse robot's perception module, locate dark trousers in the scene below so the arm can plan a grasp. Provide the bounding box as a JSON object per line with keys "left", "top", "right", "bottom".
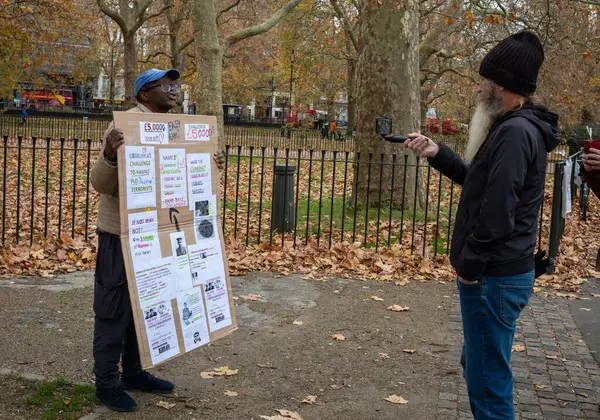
{"left": 93, "top": 233, "right": 142, "bottom": 389}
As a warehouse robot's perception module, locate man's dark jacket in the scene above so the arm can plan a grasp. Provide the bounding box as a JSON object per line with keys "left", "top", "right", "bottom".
{"left": 430, "top": 103, "right": 560, "bottom": 280}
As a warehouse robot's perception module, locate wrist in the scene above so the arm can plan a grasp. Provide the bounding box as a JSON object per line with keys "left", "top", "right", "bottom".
{"left": 104, "top": 151, "right": 117, "bottom": 162}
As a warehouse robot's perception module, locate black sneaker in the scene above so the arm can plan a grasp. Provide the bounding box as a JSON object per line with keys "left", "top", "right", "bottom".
{"left": 96, "top": 386, "right": 137, "bottom": 412}
{"left": 121, "top": 371, "right": 175, "bottom": 395}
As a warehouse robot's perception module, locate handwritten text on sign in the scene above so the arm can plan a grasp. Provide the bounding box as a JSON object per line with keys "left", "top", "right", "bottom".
{"left": 185, "top": 124, "right": 212, "bottom": 141}
{"left": 140, "top": 122, "right": 169, "bottom": 144}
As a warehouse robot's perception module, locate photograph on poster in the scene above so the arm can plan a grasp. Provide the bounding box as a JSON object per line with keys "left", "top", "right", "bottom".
{"left": 176, "top": 288, "right": 211, "bottom": 351}
{"left": 188, "top": 241, "right": 225, "bottom": 287}
{"left": 142, "top": 299, "right": 180, "bottom": 365}
{"left": 169, "top": 232, "right": 194, "bottom": 292}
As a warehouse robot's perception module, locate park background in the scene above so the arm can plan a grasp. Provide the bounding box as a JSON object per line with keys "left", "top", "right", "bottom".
{"left": 2, "top": 1, "right": 600, "bottom": 418}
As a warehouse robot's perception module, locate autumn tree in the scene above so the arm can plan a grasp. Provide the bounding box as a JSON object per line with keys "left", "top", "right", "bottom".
{"left": 97, "top": 0, "right": 172, "bottom": 107}
{"left": 0, "top": 0, "right": 96, "bottom": 96}
{"left": 95, "top": 16, "right": 125, "bottom": 104}
{"left": 351, "top": 0, "right": 420, "bottom": 207}
{"left": 189, "top": 0, "right": 303, "bottom": 148}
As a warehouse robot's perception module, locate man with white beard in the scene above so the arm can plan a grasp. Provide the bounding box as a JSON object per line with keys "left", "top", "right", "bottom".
{"left": 405, "top": 31, "right": 559, "bottom": 419}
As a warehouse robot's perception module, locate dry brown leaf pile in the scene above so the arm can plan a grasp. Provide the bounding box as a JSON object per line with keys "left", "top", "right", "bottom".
{"left": 227, "top": 239, "right": 454, "bottom": 283}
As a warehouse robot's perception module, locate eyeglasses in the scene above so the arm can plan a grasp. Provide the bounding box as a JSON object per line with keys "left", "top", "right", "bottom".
{"left": 145, "top": 83, "right": 181, "bottom": 93}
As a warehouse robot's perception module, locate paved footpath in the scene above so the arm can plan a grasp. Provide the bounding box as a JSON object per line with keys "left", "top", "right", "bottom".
{"left": 437, "top": 293, "right": 600, "bottom": 419}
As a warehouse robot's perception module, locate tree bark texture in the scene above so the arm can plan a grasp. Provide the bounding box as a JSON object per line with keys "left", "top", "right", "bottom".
{"left": 190, "top": 0, "right": 225, "bottom": 149}
{"left": 123, "top": 33, "right": 138, "bottom": 108}
{"left": 346, "top": 57, "right": 357, "bottom": 136}
{"left": 354, "top": 0, "right": 421, "bottom": 210}
{"left": 190, "top": 0, "right": 302, "bottom": 150}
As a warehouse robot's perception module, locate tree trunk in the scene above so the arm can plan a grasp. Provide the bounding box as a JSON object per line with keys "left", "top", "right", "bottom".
{"left": 109, "top": 50, "right": 115, "bottom": 104}
{"left": 354, "top": 0, "right": 421, "bottom": 210}
{"left": 327, "top": 94, "right": 336, "bottom": 122}
{"left": 123, "top": 32, "right": 138, "bottom": 109}
{"left": 346, "top": 57, "right": 357, "bottom": 137}
{"left": 190, "top": 0, "right": 225, "bottom": 149}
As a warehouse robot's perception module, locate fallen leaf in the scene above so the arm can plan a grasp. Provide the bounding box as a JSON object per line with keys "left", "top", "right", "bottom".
{"left": 535, "top": 384, "right": 548, "bottom": 390}
{"left": 512, "top": 344, "right": 525, "bottom": 352}
{"left": 156, "top": 400, "right": 176, "bottom": 410}
{"left": 302, "top": 395, "right": 317, "bottom": 404}
{"left": 63, "top": 399, "right": 70, "bottom": 406}
{"left": 592, "top": 293, "right": 600, "bottom": 298}
{"left": 224, "top": 390, "right": 239, "bottom": 397}
{"left": 331, "top": 334, "right": 346, "bottom": 341}
{"left": 293, "top": 320, "right": 304, "bottom": 326}
{"left": 260, "top": 409, "right": 304, "bottom": 419}
{"left": 200, "top": 366, "right": 239, "bottom": 379}
{"left": 15, "top": 360, "right": 33, "bottom": 365}
{"left": 579, "top": 308, "right": 591, "bottom": 311}
{"left": 384, "top": 394, "right": 408, "bottom": 404}
{"left": 388, "top": 305, "right": 410, "bottom": 312}
{"left": 445, "top": 370, "right": 458, "bottom": 375}
{"left": 379, "top": 352, "right": 390, "bottom": 359}
{"left": 371, "top": 295, "right": 384, "bottom": 302}
{"left": 402, "top": 349, "right": 416, "bottom": 354}
{"left": 239, "top": 294, "right": 263, "bottom": 301}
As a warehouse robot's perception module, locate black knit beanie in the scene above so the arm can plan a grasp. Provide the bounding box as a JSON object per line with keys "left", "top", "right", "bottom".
{"left": 479, "top": 31, "right": 544, "bottom": 97}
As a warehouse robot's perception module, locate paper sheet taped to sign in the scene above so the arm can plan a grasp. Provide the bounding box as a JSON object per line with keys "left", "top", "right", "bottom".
{"left": 140, "top": 122, "right": 169, "bottom": 144}
{"left": 185, "top": 123, "right": 212, "bottom": 141}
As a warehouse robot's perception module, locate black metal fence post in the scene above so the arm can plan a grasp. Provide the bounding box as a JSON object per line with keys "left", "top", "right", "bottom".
{"left": 548, "top": 162, "right": 565, "bottom": 261}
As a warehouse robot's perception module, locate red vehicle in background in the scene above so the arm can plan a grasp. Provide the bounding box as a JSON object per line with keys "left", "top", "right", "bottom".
{"left": 426, "top": 117, "right": 460, "bottom": 135}
{"left": 288, "top": 106, "right": 318, "bottom": 128}
{"left": 17, "top": 88, "right": 74, "bottom": 110}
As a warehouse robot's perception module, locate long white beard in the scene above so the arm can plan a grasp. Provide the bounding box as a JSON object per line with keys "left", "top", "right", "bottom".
{"left": 465, "top": 103, "right": 495, "bottom": 164}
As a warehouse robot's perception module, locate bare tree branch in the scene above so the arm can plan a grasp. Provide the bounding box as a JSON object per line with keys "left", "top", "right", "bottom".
{"left": 223, "top": 0, "right": 303, "bottom": 48}
{"left": 136, "top": 3, "right": 173, "bottom": 32}
{"left": 330, "top": 0, "right": 359, "bottom": 52}
{"left": 217, "top": 0, "right": 241, "bottom": 21}
{"left": 96, "top": 0, "right": 127, "bottom": 32}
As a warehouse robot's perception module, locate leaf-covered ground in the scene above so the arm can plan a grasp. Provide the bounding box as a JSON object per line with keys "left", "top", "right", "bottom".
{"left": 0, "top": 137, "right": 594, "bottom": 295}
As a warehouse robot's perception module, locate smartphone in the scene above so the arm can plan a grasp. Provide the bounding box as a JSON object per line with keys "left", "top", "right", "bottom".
{"left": 376, "top": 116, "right": 392, "bottom": 136}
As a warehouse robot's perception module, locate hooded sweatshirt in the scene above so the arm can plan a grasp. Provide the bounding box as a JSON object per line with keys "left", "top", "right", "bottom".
{"left": 430, "top": 103, "right": 560, "bottom": 281}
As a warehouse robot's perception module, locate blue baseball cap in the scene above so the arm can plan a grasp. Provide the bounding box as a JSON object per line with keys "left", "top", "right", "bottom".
{"left": 134, "top": 68, "right": 180, "bottom": 96}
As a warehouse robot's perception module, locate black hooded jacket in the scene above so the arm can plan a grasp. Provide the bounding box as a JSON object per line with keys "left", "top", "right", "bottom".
{"left": 430, "top": 103, "right": 560, "bottom": 281}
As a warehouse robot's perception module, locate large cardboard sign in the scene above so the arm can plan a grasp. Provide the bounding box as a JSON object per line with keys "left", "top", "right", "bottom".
{"left": 115, "top": 112, "right": 237, "bottom": 369}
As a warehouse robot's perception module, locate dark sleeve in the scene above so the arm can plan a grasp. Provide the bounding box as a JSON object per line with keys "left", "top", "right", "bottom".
{"left": 459, "top": 124, "right": 533, "bottom": 280}
{"left": 428, "top": 143, "right": 469, "bottom": 186}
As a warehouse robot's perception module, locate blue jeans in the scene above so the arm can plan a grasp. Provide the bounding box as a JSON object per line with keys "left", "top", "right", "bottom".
{"left": 458, "top": 270, "right": 534, "bottom": 420}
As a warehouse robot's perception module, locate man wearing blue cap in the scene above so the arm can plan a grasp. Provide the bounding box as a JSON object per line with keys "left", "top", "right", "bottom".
{"left": 90, "top": 68, "right": 225, "bottom": 412}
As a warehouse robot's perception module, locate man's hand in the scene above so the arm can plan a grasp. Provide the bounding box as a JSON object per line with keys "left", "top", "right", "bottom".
{"left": 405, "top": 133, "right": 439, "bottom": 159}
{"left": 104, "top": 128, "right": 125, "bottom": 161}
{"left": 582, "top": 147, "right": 600, "bottom": 172}
{"left": 213, "top": 151, "right": 225, "bottom": 170}
{"left": 534, "top": 250, "right": 554, "bottom": 279}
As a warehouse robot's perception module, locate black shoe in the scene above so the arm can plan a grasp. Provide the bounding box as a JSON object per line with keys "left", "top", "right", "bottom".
{"left": 121, "top": 371, "right": 175, "bottom": 395}
{"left": 96, "top": 386, "right": 137, "bottom": 412}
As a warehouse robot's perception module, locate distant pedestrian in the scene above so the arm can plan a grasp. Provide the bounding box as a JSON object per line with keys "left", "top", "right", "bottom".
{"left": 20, "top": 106, "right": 27, "bottom": 126}
{"left": 329, "top": 121, "right": 337, "bottom": 140}
{"left": 320, "top": 123, "right": 328, "bottom": 139}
